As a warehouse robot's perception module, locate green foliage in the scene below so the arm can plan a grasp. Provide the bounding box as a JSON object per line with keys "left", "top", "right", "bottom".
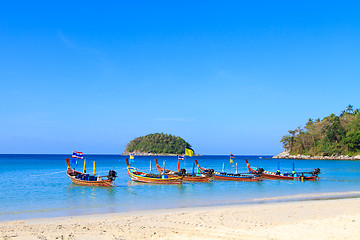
{"left": 125, "top": 133, "right": 193, "bottom": 155}
{"left": 281, "top": 105, "right": 360, "bottom": 156}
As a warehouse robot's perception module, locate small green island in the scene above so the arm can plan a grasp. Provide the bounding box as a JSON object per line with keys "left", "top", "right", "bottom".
{"left": 122, "top": 133, "right": 194, "bottom": 156}
{"left": 274, "top": 105, "right": 360, "bottom": 160}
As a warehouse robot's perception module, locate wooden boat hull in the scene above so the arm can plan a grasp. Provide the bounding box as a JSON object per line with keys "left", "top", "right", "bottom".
{"left": 212, "top": 174, "right": 260, "bottom": 182}
{"left": 260, "top": 173, "right": 318, "bottom": 181}
{"left": 154, "top": 159, "right": 210, "bottom": 182}
{"left": 194, "top": 160, "right": 260, "bottom": 182}
{"left": 66, "top": 170, "right": 115, "bottom": 187}
{"left": 125, "top": 159, "right": 182, "bottom": 184}
{"left": 127, "top": 168, "right": 182, "bottom": 184}
{"left": 245, "top": 159, "right": 319, "bottom": 181}
{"left": 182, "top": 175, "right": 211, "bottom": 182}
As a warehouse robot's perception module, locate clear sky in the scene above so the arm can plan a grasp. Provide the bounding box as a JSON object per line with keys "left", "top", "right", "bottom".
{"left": 1, "top": 1, "right": 360, "bottom": 155}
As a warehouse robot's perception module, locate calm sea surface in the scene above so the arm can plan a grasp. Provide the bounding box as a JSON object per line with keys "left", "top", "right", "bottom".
{"left": 1, "top": 154, "right": 360, "bottom": 221}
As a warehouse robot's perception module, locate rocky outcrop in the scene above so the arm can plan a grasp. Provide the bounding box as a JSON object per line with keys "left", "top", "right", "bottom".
{"left": 272, "top": 149, "right": 290, "bottom": 159}
{"left": 273, "top": 150, "right": 360, "bottom": 160}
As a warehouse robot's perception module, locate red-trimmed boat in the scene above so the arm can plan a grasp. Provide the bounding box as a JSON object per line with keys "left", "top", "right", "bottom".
{"left": 154, "top": 158, "right": 211, "bottom": 182}
{"left": 194, "top": 160, "right": 261, "bottom": 182}
{"left": 126, "top": 158, "right": 183, "bottom": 184}
{"left": 66, "top": 158, "right": 117, "bottom": 187}
{"left": 245, "top": 159, "right": 320, "bottom": 181}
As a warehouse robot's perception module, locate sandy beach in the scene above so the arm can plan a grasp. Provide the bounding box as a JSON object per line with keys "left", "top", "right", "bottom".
{"left": 1, "top": 197, "right": 360, "bottom": 240}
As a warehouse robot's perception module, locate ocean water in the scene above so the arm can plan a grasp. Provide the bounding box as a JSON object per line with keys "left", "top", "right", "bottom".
{"left": 1, "top": 154, "right": 360, "bottom": 221}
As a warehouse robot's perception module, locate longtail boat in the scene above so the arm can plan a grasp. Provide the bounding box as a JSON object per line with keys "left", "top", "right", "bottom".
{"left": 125, "top": 158, "right": 183, "bottom": 184}
{"left": 154, "top": 158, "right": 211, "bottom": 182}
{"left": 194, "top": 160, "right": 261, "bottom": 182}
{"left": 154, "top": 158, "right": 177, "bottom": 174}
{"left": 245, "top": 159, "right": 320, "bottom": 181}
{"left": 66, "top": 158, "right": 117, "bottom": 187}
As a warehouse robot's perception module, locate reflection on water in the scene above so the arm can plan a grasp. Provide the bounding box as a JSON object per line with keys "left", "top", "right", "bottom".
{"left": 1, "top": 154, "right": 360, "bottom": 221}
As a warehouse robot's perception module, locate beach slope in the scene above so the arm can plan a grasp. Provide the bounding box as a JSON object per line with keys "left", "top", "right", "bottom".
{"left": 1, "top": 198, "right": 360, "bottom": 240}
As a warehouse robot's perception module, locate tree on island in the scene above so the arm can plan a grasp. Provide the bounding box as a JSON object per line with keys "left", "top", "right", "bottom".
{"left": 281, "top": 105, "right": 360, "bottom": 157}
{"left": 125, "top": 133, "right": 193, "bottom": 155}
{"left": 346, "top": 104, "right": 354, "bottom": 114}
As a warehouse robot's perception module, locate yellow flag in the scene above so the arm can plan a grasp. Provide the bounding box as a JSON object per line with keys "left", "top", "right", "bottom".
{"left": 230, "top": 159, "right": 234, "bottom": 164}
{"left": 185, "top": 148, "right": 194, "bottom": 157}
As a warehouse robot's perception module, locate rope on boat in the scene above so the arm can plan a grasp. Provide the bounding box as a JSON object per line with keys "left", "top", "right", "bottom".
{"left": 30, "top": 170, "right": 66, "bottom": 177}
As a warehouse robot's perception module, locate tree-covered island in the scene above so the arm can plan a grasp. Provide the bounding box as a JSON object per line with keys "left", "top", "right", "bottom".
{"left": 274, "top": 105, "right": 360, "bottom": 160}
{"left": 122, "top": 133, "right": 194, "bottom": 156}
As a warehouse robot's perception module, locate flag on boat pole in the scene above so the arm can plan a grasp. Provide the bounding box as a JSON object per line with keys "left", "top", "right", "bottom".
{"left": 130, "top": 152, "right": 135, "bottom": 163}
{"left": 178, "top": 155, "right": 184, "bottom": 160}
{"left": 72, "top": 151, "right": 83, "bottom": 159}
{"left": 185, "top": 147, "right": 194, "bottom": 157}
{"left": 230, "top": 152, "right": 235, "bottom": 164}
{"left": 71, "top": 151, "right": 81, "bottom": 167}
{"left": 70, "top": 151, "right": 79, "bottom": 166}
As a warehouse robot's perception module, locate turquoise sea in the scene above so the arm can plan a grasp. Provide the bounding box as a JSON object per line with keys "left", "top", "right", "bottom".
{"left": 1, "top": 154, "right": 360, "bottom": 221}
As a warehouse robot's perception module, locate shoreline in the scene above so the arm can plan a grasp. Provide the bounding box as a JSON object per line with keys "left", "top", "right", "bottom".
{"left": 2, "top": 191, "right": 360, "bottom": 222}
{"left": 1, "top": 196, "right": 360, "bottom": 239}
{"left": 273, "top": 150, "right": 360, "bottom": 160}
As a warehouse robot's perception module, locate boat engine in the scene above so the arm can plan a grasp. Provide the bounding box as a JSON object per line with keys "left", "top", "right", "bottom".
{"left": 204, "top": 169, "right": 214, "bottom": 176}
{"left": 179, "top": 168, "right": 187, "bottom": 175}
{"left": 311, "top": 168, "right": 321, "bottom": 175}
{"left": 108, "top": 170, "right": 117, "bottom": 180}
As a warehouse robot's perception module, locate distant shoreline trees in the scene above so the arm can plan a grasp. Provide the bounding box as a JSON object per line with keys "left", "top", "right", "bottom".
{"left": 281, "top": 105, "right": 360, "bottom": 156}
{"left": 125, "top": 133, "right": 193, "bottom": 155}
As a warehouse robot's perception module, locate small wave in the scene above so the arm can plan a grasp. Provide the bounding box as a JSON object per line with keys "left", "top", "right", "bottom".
{"left": 220, "top": 191, "right": 360, "bottom": 206}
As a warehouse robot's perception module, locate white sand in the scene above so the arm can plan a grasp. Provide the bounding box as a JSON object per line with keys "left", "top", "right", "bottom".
{"left": 1, "top": 198, "right": 360, "bottom": 240}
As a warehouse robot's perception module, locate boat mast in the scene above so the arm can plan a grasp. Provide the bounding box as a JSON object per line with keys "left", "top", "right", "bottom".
{"left": 83, "top": 159, "right": 86, "bottom": 173}
{"left": 93, "top": 161, "right": 96, "bottom": 176}
{"left": 162, "top": 160, "right": 166, "bottom": 175}
{"left": 292, "top": 162, "right": 295, "bottom": 176}
{"left": 184, "top": 146, "right": 186, "bottom": 169}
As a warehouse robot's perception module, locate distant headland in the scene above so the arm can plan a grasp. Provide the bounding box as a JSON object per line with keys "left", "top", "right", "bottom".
{"left": 273, "top": 149, "right": 360, "bottom": 160}
{"left": 122, "top": 133, "right": 198, "bottom": 156}
{"left": 274, "top": 105, "right": 360, "bottom": 160}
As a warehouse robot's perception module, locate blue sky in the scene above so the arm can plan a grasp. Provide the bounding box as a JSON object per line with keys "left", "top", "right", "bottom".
{"left": 1, "top": 1, "right": 360, "bottom": 154}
